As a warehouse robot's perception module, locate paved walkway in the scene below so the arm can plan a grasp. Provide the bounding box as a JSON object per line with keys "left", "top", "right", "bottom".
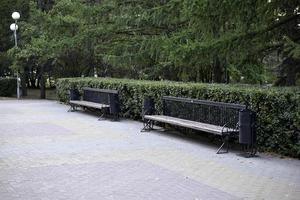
{"left": 0, "top": 100, "right": 300, "bottom": 200}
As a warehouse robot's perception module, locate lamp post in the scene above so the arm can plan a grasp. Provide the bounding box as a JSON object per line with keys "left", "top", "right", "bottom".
{"left": 10, "top": 11, "right": 21, "bottom": 99}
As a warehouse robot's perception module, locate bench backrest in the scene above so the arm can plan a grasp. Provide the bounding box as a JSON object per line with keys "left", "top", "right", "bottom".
{"left": 162, "top": 96, "right": 246, "bottom": 129}
{"left": 82, "top": 87, "right": 120, "bottom": 114}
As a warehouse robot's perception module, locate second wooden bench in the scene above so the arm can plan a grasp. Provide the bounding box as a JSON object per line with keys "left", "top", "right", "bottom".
{"left": 68, "top": 87, "right": 120, "bottom": 121}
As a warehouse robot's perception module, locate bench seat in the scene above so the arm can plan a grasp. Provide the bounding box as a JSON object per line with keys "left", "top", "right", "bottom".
{"left": 70, "top": 100, "right": 110, "bottom": 110}
{"left": 144, "top": 115, "right": 237, "bottom": 135}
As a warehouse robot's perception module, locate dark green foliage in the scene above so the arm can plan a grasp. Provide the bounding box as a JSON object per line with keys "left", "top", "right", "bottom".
{"left": 56, "top": 77, "right": 300, "bottom": 158}
{"left": 0, "top": 77, "right": 17, "bottom": 97}
{"left": 5, "top": 0, "right": 299, "bottom": 85}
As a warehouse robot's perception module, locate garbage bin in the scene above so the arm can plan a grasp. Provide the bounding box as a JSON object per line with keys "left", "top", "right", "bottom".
{"left": 70, "top": 89, "right": 80, "bottom": 100}
{"left": 109, "top": 93, "right": 120, "bottom": 120}
{"left": 239, "top": 109, "right": 256, "bottom": 145}
{"left": 143, "top": 96, "right": 155, "bottom": 115}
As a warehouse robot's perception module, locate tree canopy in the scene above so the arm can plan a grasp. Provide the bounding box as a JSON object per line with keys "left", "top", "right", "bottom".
{"left": 2, "top": 0, "right": 300, "bottom": 85}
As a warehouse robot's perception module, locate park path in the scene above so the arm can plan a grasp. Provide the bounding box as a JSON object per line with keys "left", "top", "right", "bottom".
{"left": 0, "top": 99, "right": 300, "bottom": 200}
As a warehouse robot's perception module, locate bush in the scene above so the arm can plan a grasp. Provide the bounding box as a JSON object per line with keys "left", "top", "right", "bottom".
{"left": 0, "top": 77, "right": 17, "bottom": 97}
{"left": 56, "top": 77, "right": 300, "bottom": 158}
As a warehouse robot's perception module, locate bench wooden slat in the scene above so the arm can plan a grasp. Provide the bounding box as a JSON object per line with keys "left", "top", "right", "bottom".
{"left": 70, "top": 100, "right": 110, "bottom": 110}
{"left": 144, "top": 115, "right": 237, "bottom": 135}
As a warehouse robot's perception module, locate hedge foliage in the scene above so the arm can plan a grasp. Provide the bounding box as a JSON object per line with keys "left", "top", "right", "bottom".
{"left": 0, "top": 77, "right": 16, "bottom": 97}
{"left": 56, "top": 77, "right": 300, "bottom": 158}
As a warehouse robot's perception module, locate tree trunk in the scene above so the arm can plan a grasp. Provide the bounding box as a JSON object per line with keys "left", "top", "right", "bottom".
{"left": 40, "top": 66, "right": 46, "bottom": 99}
{"left": 211, "top": 23, "right": 224, "bottom": 83}
{"left": 212, "top": 56, "right": 223, "bottom": 83}
{"left": 285, "top": 61, "right": 299, "bottom": 86}
{"left": 21, "top": 72, "right": 27, "bottom": 96}
{"left": 274, "top": 57, "right": 300, "bottom": 86}
{"left": 224, "top": 60, "right": 229, "bottom": 84}
{"left": 29, "top": 67, "right": 36, "bottom": 88}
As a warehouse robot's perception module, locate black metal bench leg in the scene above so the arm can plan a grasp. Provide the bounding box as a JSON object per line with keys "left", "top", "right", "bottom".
{"left": 240, "top": 144, "right": 257, "bottom": 157}
{"left": 216, "top": 135, "right": 229, "bottom": 154}
{"left": 98, "top": 108, "right": 111, "bottom": 121}
{"left": 68, "top": 104, "right": 76, "bottom": 112}
{"left": 98, "top": 112, "right": 106, "bottom": 121}
{"left": 141, "top": 119, "right": 153, "bottom": 132}
{"left": 251, "top": 145, "right": 257, "bottom": 156}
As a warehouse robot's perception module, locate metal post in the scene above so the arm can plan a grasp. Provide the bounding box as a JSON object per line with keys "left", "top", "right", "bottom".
{"left": 14, "top": 22, "right": 17, "bottom": 47}
{"left": 14, "top": 19, "right": 20, "bottom": 99}
{"left": 17, "top": 72, "right": 20, "bottom": 99}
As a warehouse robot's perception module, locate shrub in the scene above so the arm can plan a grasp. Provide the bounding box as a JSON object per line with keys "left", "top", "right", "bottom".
{"left": 0, "top": 77, "right": 17, "bottom": 97}
{"left": 56, "top": 77, "right": 300, "bottom": 158}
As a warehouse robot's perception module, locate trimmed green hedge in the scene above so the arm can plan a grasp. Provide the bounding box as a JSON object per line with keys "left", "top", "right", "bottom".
{"left": 0, "top": 77, "right": 17, "bottom": 97}
{"left": 56, "top": 77, "right": 300, "bottom": 158}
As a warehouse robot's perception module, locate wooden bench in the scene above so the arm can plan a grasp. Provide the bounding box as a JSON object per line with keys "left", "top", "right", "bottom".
{"left": 142, "top": 96, "right": 255, "bottom": 154}
{"left": 68, "top": 87, "right": 120, "bottom": 121}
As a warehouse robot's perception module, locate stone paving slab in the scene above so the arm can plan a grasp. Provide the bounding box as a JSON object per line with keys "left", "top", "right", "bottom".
{"left": 0, "top": 123, "right": 73, "bottom": 137}
{"left": 0, "top": 99, "right": 300, "bottom": 200}
{"left": 0, "top": 160, "right": 239, "bottom": 200}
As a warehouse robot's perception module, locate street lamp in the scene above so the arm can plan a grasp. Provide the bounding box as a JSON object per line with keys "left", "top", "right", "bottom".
{"left": 10, "top": 11, "right": 21, "bottom": 99}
